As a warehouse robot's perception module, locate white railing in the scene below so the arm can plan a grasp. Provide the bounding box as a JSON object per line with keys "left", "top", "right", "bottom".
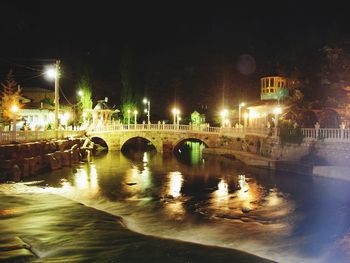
{"left": 301, "top": 128, "right": 350, "bottom": 142}
{"left": 89, "top": 123, "right": 350, "bottom": 142}
{"left": 88, "top": 124, "right": 271, "bottom": 137}
{"left": 0, "top": 130, "right": 86, "bottom": 144}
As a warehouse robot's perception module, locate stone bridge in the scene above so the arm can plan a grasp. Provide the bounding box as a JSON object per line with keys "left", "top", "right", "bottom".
{"left": 87, "top": 124, "right": 270, "bottom": 152}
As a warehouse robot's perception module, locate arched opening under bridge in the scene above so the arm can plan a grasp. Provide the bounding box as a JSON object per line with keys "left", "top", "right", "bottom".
{"left": 174, "top": 138, "right": 208, "bottom": 166}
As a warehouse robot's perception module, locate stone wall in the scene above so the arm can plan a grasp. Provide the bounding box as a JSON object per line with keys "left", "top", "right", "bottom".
{"left": 0, "top": 138, "right": 86, "bottom": 182}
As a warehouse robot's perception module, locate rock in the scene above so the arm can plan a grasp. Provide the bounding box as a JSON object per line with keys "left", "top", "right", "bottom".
{"left": 11, "top": 164, "right": 21, "bottom": 182}
{"left": 241, "top": 206, "right": 252, "bottom": 213}
{"left": 62, "top": 150, "right": 72, "bottom": 167}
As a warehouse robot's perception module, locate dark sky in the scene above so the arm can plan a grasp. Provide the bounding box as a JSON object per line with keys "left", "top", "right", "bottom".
{"left": 1, "top": 1, "right": 349, "bottom": 119}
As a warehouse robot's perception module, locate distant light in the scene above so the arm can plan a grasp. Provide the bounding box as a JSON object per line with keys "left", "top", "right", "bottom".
{"left": 134, "top": 110, "right": 138, "bottom": 115}
{"left": 273, "top": 106, "right": 282, "bottom": 115}
{"left": 143, "top": 98, "right": 148, "bottom": 104}
{"left": 11, "top": 104, "right": 19, "bottom": 113}
{"left": 46, "top": 68, "right": 57, "bottom": 79}
{"left": 220, "top": 109, "right": 228, "bottom": 118}
{"left": 240, "top": 102, "right": 245, "bottom": 107}
{"left": 172, "top": 108, "right": 180, "bottom": 115}
{"left": 77, "top": 90, "right": 83, "bottom": 96}
{"left": 144, "top": 109, "right": 148, "bottom": 113}
{"left": 243, "top": 113, "right": 249, "bottom": 119}
{"left": 127, "top": 109, "right": 131, "bottom": 113}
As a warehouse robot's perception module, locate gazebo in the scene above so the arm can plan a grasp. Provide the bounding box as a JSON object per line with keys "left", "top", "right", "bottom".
{"left": 83, "top": 99, "right": 119, "bottom": 129}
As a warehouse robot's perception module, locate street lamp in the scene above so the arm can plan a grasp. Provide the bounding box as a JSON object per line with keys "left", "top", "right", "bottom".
{"left": 238, "top": 102, "right": 245, "bottom": 127}
{"left": 220, "top": 109, "right": 229, "bottom": 127}
{"left": 45, "top": 60, "right": 60, "bottom": 132}
{"left": 77, "top": 90, "right": 83, "bottom": 97}
{"left": 143, "top": 98, "right": 150, "bottom": 124}
{"left": 134, "top": 110, "right": 138, "bottom": 129}
{"left": 127, "top": 109, "right": 131, "bottom": 129}
{"left": 172, "top": 108, "right": 180, "bottom": 126}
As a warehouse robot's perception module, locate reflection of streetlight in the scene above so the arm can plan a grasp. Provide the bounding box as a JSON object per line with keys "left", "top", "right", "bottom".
{"left": 238, "top": 102, "right": 245, "bottom": 127}
{"left": 143, "top": 98, "right": 150, "bottom": 124}
{"left": 220, "top": 109, "right": 228, "bottom": 127}
{"left": 134, "top": 110, "right": 138, "bottom": 128}
{"left": 45, "top": 60, "right": 60, "bottom": 132}
{"left": 127, "top": 109, "right": 131, "bottom": 129}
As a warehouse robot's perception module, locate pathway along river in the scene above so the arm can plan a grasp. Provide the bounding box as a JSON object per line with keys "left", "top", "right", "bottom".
{"left": 4, "top": 141, "right": 350, "bottom": 262}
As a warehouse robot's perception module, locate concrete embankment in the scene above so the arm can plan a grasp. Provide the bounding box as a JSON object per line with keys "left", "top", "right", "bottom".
{"left": 0, "top": 138, "right": 93, "bottom": 182}
{"left": 203, "top": 148, "right": 313, "bottom": 176}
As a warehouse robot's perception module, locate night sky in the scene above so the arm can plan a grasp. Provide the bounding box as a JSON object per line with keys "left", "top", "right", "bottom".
{"left": 1, "top": 1, "right": 349, "bottom": 120}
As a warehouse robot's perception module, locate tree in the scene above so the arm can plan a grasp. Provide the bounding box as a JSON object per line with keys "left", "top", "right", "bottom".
{"left": 120, "top": 48, "right": 139, "bottom": 123}
{"left": 1, "top": 70, "right": 21, "bottom": 127}
{"left": 319, "top": 45, "right": 350, "bottom": 107}
{"left": 76, "top": 76, "right": 93, "bottom": 124}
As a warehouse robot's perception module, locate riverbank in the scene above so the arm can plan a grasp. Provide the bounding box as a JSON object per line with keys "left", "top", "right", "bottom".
{"left": 203, "top": 148, "right": 313, "bottom": 176}
{"left": 0, "top": 183, "right": 274, "bottom": 263}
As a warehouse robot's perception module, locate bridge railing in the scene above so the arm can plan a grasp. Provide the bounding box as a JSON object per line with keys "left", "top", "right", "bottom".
{"left": 0, "top": 130, "right": 86, "bottom": 144}
{"left": 301, "top": 128, "right": 350, "bottom": 142}
{"left": 88, "top": 123, "right": 271, "bottom": 136}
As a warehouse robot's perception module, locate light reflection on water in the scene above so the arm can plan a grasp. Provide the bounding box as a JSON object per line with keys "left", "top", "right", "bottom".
{"left": 34, "top": 142, "right": 350, "bottom": 263}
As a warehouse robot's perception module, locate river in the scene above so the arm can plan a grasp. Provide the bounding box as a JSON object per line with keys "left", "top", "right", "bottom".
{"left": 2, "top": 141, "right": 350, "bottom": 262}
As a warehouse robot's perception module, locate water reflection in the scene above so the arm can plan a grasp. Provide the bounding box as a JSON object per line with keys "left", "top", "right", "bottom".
{"left": 34, "top": 148, "right": 350, "bottom": 263}
{"left": 175, "top": 140, "right": 205, "bottom": 166}
{"left": 168, "top": 172, "right": 183, "bottom": 198}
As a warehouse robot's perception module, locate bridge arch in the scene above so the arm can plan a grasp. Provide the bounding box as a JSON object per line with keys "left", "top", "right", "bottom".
{"left": 120, "top": 136, "right": 160, "bottom": 152}
{"left": 91, "top": 136, "right": 109, "bottom": 149}
{"left": 173, "top": 137, "right": 209, "bottom": 152}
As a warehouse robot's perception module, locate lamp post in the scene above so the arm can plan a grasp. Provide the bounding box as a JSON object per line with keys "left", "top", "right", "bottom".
{"left": 238, "top": 102, "right": 245, "bottom": 127}
{"left": 134, "top": 110, "right": 138, "bottom": 129}
{"left": 11, "top": 104, "right": 19, "bottom": 142}
{"left": 143, "top": 98, "right": 150, "bottom": 124}
{"left": 45, "top": 60, "right": 60, "bottom": 133}
{"left": 172, "top": 108, "right": 179, "bottom": 128}
{"left": 127, "top": 109, "right": 131, "bottom": 129}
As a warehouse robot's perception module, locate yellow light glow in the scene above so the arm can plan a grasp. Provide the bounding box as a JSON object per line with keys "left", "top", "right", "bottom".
{"left": 168, "top": 171, "right": 183, "bottom": 198}
{"left": 240, "top": 102, "right": 245, "bottom": 107}
{"left": 243, "top": 112, "right": 249, "bottom": 119}
{"left": 273, "top": 106, "right": 282, "bottom": 115}
{"left": 46, "top": 68, "right": 57, "bottom": 79}
{"left": 220, "top": 109, "right": 228, "bottom": 118}
{"left": 127, "top": 109, "right": 131, "bottom": 113}
{"left": 11, "top": 104, "right": 19, "bottom": 113}
{"left": 249, "top": 110, "right": 260, "bottom": 119}
{"left": 134, "top": 110, "right": 138, "bottom": 115}
{"left": 77, "top": 90, "right": 83, "bottom": 96}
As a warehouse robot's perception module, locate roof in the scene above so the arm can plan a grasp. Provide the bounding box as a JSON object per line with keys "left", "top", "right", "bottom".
{"left": 21, "top": 87, "right": 54, "bottom": 93}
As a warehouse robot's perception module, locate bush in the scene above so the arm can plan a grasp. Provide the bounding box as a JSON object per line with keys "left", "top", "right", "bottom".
{"left": 279, "top": 120, "right": 304, "bottom": 144}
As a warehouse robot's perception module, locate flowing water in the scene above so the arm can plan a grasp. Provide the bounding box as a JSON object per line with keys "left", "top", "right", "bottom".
{"left": 2, "top": 141, "right": 350, "bottom": 262}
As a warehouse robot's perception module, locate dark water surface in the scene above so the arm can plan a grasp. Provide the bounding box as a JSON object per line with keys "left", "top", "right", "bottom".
{"left": 4, "top": 142, "right": 350, "bottom": 262}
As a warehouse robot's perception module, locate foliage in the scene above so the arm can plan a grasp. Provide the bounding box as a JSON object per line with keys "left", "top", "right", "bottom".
{"left": 76, "top": 75, "right": 93, "bottom": 123}
{"left": 120, "top": 102, "right": 137, "bottom": 124}
{"left": 319, "top": 45, "right": 350, "bottom": 107}
{"left": 1, "top": 71, "right": 21, "bottom": 124}
{"left": 191, "top": 111, "right": 205, "bottom": 125}
{"left": 279, "top": 119, "right": 304, "bottom": 144}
